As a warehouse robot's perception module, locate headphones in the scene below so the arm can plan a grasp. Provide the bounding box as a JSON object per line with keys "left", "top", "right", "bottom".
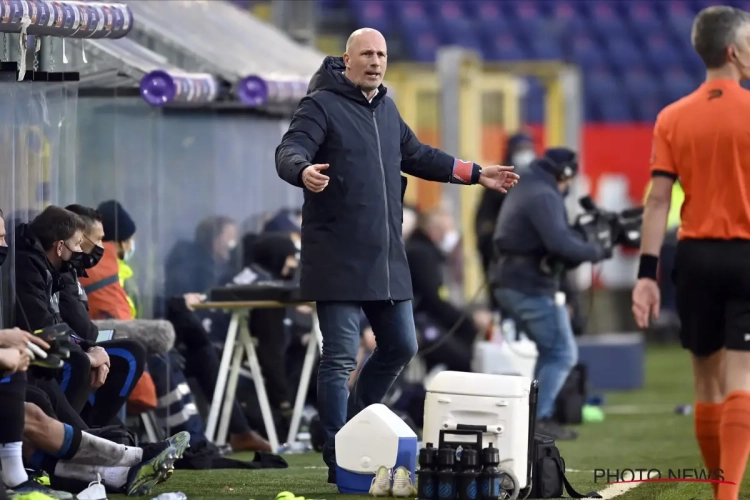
{"left": 538, "top": 150, "right": 579, "bottom": 181}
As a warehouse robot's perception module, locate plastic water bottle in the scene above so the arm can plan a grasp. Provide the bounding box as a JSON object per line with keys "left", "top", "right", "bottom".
{"left": 437, "top": 446, "right": 457, "bottom": 500}
{"left": 151, "top": 493, "right": 187, "bottom": 500}
{"left": 417, "top": 442, "right": 438, "bottom": 500}
{"left": 480, "top": 444, "right": 502, "bottom": 500}
{"left": 458, "top": 448, "right": 480, "bottom": 500}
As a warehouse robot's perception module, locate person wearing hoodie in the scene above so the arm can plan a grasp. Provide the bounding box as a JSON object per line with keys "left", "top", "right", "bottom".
{"left": 275, "top": 27, "right": 519, "bottom": 480}
{"left": 492, "top": 148, "right": 610, "bottom": 441}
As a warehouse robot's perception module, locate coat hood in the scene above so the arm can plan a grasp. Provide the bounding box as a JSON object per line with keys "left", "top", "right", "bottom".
{"left": 307, "top": 56, "right": 387, "bottom": 105}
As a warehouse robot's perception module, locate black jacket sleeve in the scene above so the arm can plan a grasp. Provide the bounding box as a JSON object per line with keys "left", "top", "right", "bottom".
{"left": 14, "top": 256, "right": 55, "bottom": 332}
{"left": 407, "top": 244, "right": 474, "bottom": 337}
{"left": 399, "top": 115, "right": 456, "bottom": 182}
{"left": 528, "top": 194, "right": 605, "bottom": 265}
{"left": 275, "top": 96, "right": 329, "bottom": 187}
{"left": 58, "top": 273, "right": 100, "bottom": 343}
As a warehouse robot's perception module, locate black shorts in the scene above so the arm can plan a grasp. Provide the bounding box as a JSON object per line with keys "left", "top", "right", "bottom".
{"left": 675, "top": 239, "right": 750, "bottom": 356}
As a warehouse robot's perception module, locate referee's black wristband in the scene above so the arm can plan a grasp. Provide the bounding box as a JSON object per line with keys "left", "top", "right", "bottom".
{"left": 637, "top": 254, "right": 659, "bottom": 280}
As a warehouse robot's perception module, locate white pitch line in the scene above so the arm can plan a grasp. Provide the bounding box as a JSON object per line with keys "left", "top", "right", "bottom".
{"left": 595, "top": 471, "right": 660, "bottom": 499}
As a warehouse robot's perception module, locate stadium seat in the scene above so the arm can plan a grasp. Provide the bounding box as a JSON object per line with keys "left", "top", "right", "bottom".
{"left": 584, "top": 66, "right": 622, "bottom": 102}
{"left": 393, "top": 1, "right": 433, "bottom": 32}
{"left": 623, "top": 66, "right": 661, "bottom": 103}
{"left": 662, "top": 67, "right": 698, "bottom": 105}
{"left": 548, "top": 1, "right": 588, "bottom": 35}
{"left": 596, "top": 97, "right": 634, "bottom": 122}
{"left": 606, "top": 38, "right": 643, "bottom": 73}
{"left": 632, "top": 96, "right": 661, "bottom": 122}
{"left": 433, "top": 1, "right": 481, "bottom": 49}
{"left": 349, "top": 0, "right": 391, "bottom": 35}
{"left": 402, "top": 29, "right": 440, "bottom": 62}
{"left": 661, "top": 1, "right": 696, "bottom": 43}
{"left": 569, "top": 34, "right": 605, "bottom": 70}
{"left": 485, "top": 33, "right": 528, "bottom": 61}
{"left": 504, "top": 1, "right": 549, "bottom": 37}
{"left": 644, "top": 34, "right": 683, "bottom": 72}
{"left": 468, "top": 1, "right": 512, "bottom": 46}
{"left": 524, "top": 76, "right": 546, "bottom": 124}
{"left": 581, "top": 2, "right": 629, "bottom": 41}
{"left": 527, "top": 36, "right": 564, "bottom": 60}
{"left": 623, "top": 2, "right": 663, "bottom": 40}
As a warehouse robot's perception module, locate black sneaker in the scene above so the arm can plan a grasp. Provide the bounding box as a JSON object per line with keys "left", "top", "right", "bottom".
{"left": 536, "top": 418, "right": 578, "bottom": 441}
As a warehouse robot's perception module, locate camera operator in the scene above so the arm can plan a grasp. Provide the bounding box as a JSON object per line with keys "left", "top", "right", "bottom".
{"left": 491, "top": 148, "right": 610, "bottom": 440}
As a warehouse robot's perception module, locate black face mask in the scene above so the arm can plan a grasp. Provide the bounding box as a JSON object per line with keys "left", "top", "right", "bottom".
{"left": 82, "top": 245, "right": 104, "bottom": 269}
{"left": 65, "top": 251, "right": 87, "bottom": 273}
{"left": 0, "top": 246, "right": 7, "bottom": 267}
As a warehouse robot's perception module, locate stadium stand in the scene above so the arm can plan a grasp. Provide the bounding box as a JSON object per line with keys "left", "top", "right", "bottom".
{"left": 319, "top": 0, "right": 750, "bottom": 122}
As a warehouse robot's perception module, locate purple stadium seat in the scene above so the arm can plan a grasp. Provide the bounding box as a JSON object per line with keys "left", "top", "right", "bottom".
{"left": 624, "top": 2, "right": 663, "bottom": 40}
{"left": 524, "top": 76, "right": 546, "bottom": 124}
{"left": 606, "top": 38, "right": 643, "bottom": 73}
{"left": 662, "top": 1, "right": 696, "bottom": 43}
{"left": 485, "top": 33, "right": 527, "bottom": 61}
{"left": 401, "top": 29, "right": 440, "bottom": 62}
{"left": 632, "top": 95, "right": 662, "bottom": 122}
{"left": 585, "top": 66, "right": 622, "bottom": 102}
{"left": 662, "top": 66, "right": 698, "bottom": 105}
{"left": 349, "top": 0, "right": 391, "bottom": 35}
{"left": 434, "top": 1, "right": 479, "bottom": 47}
{"left": 582, "top": 2, "right": 628, "bottom": 40}
{"left": 504, "top": 1, "right": 548, "bottom": 36}
{"left": 394, "top": 1, "right": 432, "bottom": 31}
{"left": 468, "top": 1, "right": 511, "bottom": 41}
{"left": 596, "top": 98, "right": 634, "bottom": 122}
{"left": 527, "top": 37, "right": 564, "bottom": 60}
{"left": 570, "top": 33, "right": 605, "bottom": 69}
{"left": 623, "top": 66, "right": 660, "bottom": 101}
{"left": 644, "top": 33, "right": 682, "bottom": 72}
{"left": 549, "top": 1, "right": 587, "bottom": 39}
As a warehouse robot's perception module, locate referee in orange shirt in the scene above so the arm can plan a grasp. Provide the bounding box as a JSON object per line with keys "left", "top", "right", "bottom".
{"left": 633, "top": 7, "right": 750, "bottom": 500}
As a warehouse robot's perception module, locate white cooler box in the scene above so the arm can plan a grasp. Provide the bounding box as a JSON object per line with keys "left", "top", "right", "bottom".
{"left": 423, "top": 371, "right": 532, "bottom": 490}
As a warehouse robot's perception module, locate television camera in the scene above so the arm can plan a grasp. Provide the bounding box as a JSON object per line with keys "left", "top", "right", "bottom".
{"left": 541, "top": 196, "right": 644, "bottom": 276}
{"left": 574, "top": 195, "right": 644, "bottom": 252}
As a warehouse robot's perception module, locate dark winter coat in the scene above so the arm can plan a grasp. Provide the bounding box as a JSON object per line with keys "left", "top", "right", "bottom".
{"left": 276, "top": 56, "right": 467, "bottom": 301}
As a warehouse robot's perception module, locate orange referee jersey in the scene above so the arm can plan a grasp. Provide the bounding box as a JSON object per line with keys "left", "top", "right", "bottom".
{"left": 650, "top": 79, "right": 750, "bottom": 240}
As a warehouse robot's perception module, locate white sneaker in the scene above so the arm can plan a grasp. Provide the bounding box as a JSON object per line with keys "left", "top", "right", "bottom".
{"left": 369, "top": 465, "right": 392, "bottom": 497}
{"left": 391, "top": 466, "right": 417, "bottom": 498}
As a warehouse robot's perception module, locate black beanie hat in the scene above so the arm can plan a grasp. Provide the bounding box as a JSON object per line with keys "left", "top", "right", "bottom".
{"left": 536, "top": 147, "right": 579, "bottom": 180}
{"left": 97, "top": 200, "right": 136, "bottom": 242}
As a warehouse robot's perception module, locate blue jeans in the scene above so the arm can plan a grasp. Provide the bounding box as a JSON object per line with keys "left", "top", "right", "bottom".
{"left": 316, "top": 300, "right": 418, "bottom": 469}
{"left": 494, "top": 288, "right": 578, "bottom": 419}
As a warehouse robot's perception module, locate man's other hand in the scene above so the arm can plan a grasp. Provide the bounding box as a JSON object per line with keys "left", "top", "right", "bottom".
{"left": 0, "top": 328, "right": 49, "bottom": 351}
{"left": 86, "top": 346, "right": 110, "bottom": 369}
{"left": 472, "top": 310, "right": 493, "bottom": 333}
{"left": 479, "top": 165, "right": 520, "bottom": 194}
{"left": 632, "top": 278, "right": 660, "bottom": 329}
{"left": 302, "top": 164, "right": 330, "bottom": 193}
{"left": 184, "top": 293, "right": 204, "bottom": 311}
{"left": 91, "top": 364, "right": 109, "bottom": 388}
{"left": 0, "top": 347, "right": 29, "bottom": 373}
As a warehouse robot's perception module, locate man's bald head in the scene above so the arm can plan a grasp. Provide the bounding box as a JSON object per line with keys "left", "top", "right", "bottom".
{"left": 343, "top": 28, "right": 387, "bottom": 95}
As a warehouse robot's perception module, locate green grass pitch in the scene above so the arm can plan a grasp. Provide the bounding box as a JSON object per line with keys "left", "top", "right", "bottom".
{"left": 114, "top": 345, "right": 750, "bottom": 500}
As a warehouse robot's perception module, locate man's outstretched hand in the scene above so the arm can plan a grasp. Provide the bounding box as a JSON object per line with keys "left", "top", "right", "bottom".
{"left": 479, "top": 165, "right": 520, "bottom": 193}
{"left": 302, "top": 164, "right": 330, "bottom": 193}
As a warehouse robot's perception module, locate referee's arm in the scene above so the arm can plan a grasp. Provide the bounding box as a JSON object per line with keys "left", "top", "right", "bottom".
{"left": 640, "top": 116, "right": 676, "bottom": 263}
